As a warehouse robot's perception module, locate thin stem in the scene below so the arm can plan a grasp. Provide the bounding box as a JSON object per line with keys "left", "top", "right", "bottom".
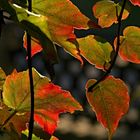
{"left": 27, "top": 0, "right": 34, "bottom": 140}
{"left": 88, "top": 0, "right": 127, "bottom": 92}
{"left": 0, "top": 110, "right": 17, "bottom": 129}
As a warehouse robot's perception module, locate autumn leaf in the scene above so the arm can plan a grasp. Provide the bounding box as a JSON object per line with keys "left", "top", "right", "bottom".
{"left": 2, "top": 68, "right": 82, "bottom": 134}
{"left": 0, "top": 68, "right": 6, "bottom": 91}
{"left": 77, "top": 35, "right": 113, "bottom": 70}
{"left": 10, "top": 0, "right": 92, "bottom": 64}
{"left": 93, "top": 0, "right": 129, "bottom": 28}
{"left": 129, "top": 0, "right": 140, "bottom": 6}
{"left": 114, "top": 26, "right": 140, "bottom": 63}
{"left": 86, "top": 76, "right": 129, "bottom": 138}
{"left": 50, "top": 136, "right": 59, "bottom": 140}
{"left": 24, "top": 36, "right": 42, "bottom": 57}
{"left": 0, "top": 105, "right": 29, "bottom": 133}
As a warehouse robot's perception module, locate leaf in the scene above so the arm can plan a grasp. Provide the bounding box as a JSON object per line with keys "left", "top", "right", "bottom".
{"left": 0, "top": 105, "right": 29, "bottom": 133}
{"left": 114, "top": 26, "right": 140, "bottom": 63}
{"left": 2, "top": 68, "right": 82, "bottom": 134}
{"left": 0, "top": 68, "right": 6, "bottom": 91}
{"left": 10, "top": 0, "right": 95, "bottom": 64}
{"left": 77, "top": 35, "right": 113, "bottom": 70}
{"left": 22, "top": 129, "right": 44, "bottom": 140}
{"left": 129, "top": 0, "right": 140, "bottom": 6}
{"left": 23, "top": 35, "right": 42, "bottom": 57}
{"left": 50, "top": 136, "right": 59, "bottom": 140}
{"left": 93, "top": 0, "right": 129, "bottom": 28}
{"left": 86, "top": 76, "right": 129, "bottom": 137}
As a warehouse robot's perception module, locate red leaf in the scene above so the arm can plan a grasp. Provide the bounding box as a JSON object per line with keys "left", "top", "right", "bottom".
{"left": 86, "top": 76, "right": 129, "bottom": 137}
{"left": 24, "top": 36, "right": 42, "bottom": 57}
{"left": 2, "top": 69, "right": 82, "bottom": 134}
{"left": 129, "top": 0, "right": 140, "bottom": 6}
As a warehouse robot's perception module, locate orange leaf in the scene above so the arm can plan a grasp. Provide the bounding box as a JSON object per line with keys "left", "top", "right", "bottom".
{"left": 86, "top": 76, "right": 129, "bottom": 137}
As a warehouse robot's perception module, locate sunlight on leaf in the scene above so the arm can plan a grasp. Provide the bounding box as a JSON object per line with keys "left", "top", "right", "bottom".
{"left": 2, "top": 68, "right": 82, "bottom": 134}
{"left": 22, "top": 129, "right": 43, "bottom": 140}
{"left": 114, "top": 26, "right": 140, "bottom": 63}
{"left": 86, "top": 76, "right": 130, "bottom": 138}
{"left": 77, "top": 35, "right": 113, "bottom": 70}
{"left": 11, "top": 0, "right": 92, "bottom": 64}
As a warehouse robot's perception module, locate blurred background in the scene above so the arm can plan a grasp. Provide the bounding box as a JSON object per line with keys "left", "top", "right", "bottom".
{"left": 0, "top": 0, "right": 140, "bottom": 140}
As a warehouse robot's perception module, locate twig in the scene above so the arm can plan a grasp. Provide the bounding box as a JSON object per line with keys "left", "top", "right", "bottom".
{"left": 27, "top": 0, "right": 34, "bottom": 140}
{"left": 88, "top": 0, "right": 127, "bottom": 92}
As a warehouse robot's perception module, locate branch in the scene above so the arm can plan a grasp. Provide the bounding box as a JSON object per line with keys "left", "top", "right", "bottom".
{"left": 27, "top": 0, "right": 34, "bottom": 140}
{"left": 88, "top": 0, "right": 127, "bottom": 92}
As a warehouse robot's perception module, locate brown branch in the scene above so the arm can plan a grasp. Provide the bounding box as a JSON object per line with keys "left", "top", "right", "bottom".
{"left": 88, "top": 0, "right": 127, "bottom": 92}
{"left": 27, "top": 0, "right": 34, "bottom": 140}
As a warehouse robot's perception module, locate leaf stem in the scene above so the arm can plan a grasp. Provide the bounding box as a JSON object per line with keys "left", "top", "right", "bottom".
{"left": 0, "top": 110, "right": 17, "bottom": 129}
{"left": 27, "top": 0, "right": 34, "bottom": 140}
{"left": 88, "top": 0, "right": 127, "bottom": 92}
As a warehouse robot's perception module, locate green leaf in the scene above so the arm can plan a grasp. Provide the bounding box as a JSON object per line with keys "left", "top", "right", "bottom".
{"left": 86, "top": 76, "right": 129, "bottom": 138}
{"left": 2, "top": 68, "right": 82, "bottom": 134}
{"left": 114, "top": 26, "right": 140, "bottom": 63}
{"left": 22, "top": 130, "right": 43, "bottom": 140}
{"left": 93, "top": 0, "right": 129, "bottom": 28}
{"left": 77, "top": 35, "right": 113, "bottom": 70}
{"left": 0, "top": 68, "right": 6, "bottom": 91}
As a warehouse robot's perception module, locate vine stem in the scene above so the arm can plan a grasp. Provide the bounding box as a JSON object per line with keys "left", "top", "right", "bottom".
{"left": 88, "top": 0, "right": 127, "bottom": 92}
{"left": 27, "top": 0, "right": 34, "bottom": 140}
